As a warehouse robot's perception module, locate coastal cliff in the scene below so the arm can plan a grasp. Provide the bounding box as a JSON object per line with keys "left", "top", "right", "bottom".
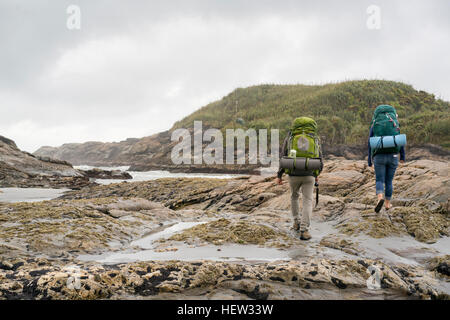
{"left": 34, "top": 80, "right": 450, "bottom": 173}
{"left": 0, "top": 135, "right": 90, "bottom": 189}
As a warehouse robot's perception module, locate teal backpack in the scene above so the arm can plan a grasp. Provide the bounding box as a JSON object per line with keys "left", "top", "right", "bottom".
{"left": 371, "top": 105, "right": 401, "bottom": 154}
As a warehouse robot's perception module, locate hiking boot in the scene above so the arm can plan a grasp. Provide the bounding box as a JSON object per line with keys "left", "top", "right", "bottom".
{"left": 300, "top": 231, "right": 311, "bottom": 241}
{"left": 293, "top": 219, "right": 300, "bottom": 232}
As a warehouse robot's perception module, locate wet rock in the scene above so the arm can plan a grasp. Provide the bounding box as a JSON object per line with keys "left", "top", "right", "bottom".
{"left": 320, "top": 236, "right": 362, "bottom": 256}
{"left": 0, "top": 260, "right": 13, "bottom": 270}
{"left": 435, "top": 263, "right": 450, "bottom": 277}
{"left": 337, "top": 213, "right": 407, "bottom": 239}
{"left": 1, "top": 158, "right": 449, "bottom": 300}
{"left": 0, "top": 257, "right": 447, "bottom": 300}
{"left": 320, "top": 170, "right": 366, "bottom": 196}
{"left": 90, "top": 198, "right": 170, "bottom": 219}
{"left": 392, "top": 207, "right": 449, "bottom": 243}
{"left": 314, "top": 195, "right": 346, "bottom": 221}
{"left": 61, "top": 178, "right": 230, "bottom": 209}
{"left": 427, "top": 255, "right": 450, "bottom": 277}
{"left": 334, "top": 204, "right": 448, "bottom": 243}
{"left": 81, "top": 168, "right": 132, "bottom": 180}
{"left": 61, "top": 159, "right": 448, "bottom": 213}
{"left": 0, "top": 198, "right": 176, "bottom": 258}
{"left": 106, "top": 209, "right": 130, "bottom": 218}
{"left": 227, "top": 280, "right": 271, "bottom": 300}
{"left": 167, "top": 218, "right": 294, "bottom": 247}
{"left": 0, "top": 135, "right": 91, "bottom": 189}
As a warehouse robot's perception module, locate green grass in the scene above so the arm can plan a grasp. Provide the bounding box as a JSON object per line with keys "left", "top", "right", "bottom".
{"left": 172, "top": 80, "right": 450, "bottom": 148}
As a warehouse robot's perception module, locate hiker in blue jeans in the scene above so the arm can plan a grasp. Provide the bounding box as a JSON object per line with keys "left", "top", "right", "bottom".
{"left": 368, "top": 125, "right": 405, "bottom": 212}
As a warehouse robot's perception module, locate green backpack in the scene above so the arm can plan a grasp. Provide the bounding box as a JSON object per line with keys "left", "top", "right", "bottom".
{"left": 371, "top": 105, "right": 401, "bottom": 154}
{"left": 285, "top": 117, "right": 321, "bottom": 176}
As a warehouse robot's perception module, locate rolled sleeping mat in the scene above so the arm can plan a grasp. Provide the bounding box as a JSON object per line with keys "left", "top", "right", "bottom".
{"left": 298, "top": 158, "right": 322, "bottom": 171}
{"left": 369, "top": 134, "right": 407, "bottom": 149}
{"left": 280, "top": 157, "right": 295, "bottom": 171}
{"left": 280, "top": 157, "right": 322, "bottom": 171}
{"left": 293, "top": 158, "right": 307, "bottom": 171}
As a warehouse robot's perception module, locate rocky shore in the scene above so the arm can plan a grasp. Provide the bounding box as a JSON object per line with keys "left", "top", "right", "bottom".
{"left": 1, "top": 257, "right": 447, "bottom": 300}
{"left": 0, "top": 135, "right": 91, "bottom": 189}
{"left": 0, "top": 158, "right": 448, "bottom": 300}
{"left": 0, "top": 135, "right": 135, "bottom": 189}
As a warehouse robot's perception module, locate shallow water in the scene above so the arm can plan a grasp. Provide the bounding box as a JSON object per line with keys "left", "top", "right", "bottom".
{"left": 0, "top": 187, "right": 70, "bottom": 203}
{"left": 0, "top": 167, "right": 243, "bottom": 202}
{"left": 78, "top": 221, "right": 291, "bottom": 264}
{"left": 79, "top": 244, "right": 291, "bottom": 264}
{"left": 306, "top": 219, "right": 450, "bottom": 267}
{"left": 131, "top": 221, "right": 206, "bottom": 249}
{"left": 350, "top": 234, "right": 450, "bottom": 266}
{"left": 75, "top": 165, "right": 245, "bottom": 185}
{"left": 78, "top": 218, "right": 450, "bottom": 268}
{"left": 75, "top": 165, "right": 131, "bottom": 171}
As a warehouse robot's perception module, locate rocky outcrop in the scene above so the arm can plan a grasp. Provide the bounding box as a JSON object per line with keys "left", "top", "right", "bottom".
{"left": 34, "top": 133, "right": 172, "bottom": 167}
{"left": 34, "top": 130, "right": 261, "bottom": 174}
{"left": 0, "top": 258, "right": 445, "bottom": 300}
{"left": 61, "top": 159, "right": 449, "bottom": 214}
{"left": 0, "top": 135, "right": 90, "bottom": 189}
{"left": 1, "top": 159, "right": 448, "bottom": 300}
{"left": 81, "top": 168, "right": 132, "bottom": 180}
{"left": 0, "top": 198, "right": 175, "bottom": 256}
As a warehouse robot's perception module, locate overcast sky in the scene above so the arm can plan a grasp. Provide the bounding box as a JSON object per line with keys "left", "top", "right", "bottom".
{"left": 1, "top": 0, "right": 449, "bottom": 152}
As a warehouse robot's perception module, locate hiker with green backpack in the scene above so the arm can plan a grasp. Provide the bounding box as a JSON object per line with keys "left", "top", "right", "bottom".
{"left": 276, "top": 117, "right": 323, "bottom": 240}
{"left": 368, "top": 105, "right": 406, "bottom": 213}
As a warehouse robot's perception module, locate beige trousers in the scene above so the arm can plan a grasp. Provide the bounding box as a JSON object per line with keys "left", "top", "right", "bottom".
{"left": 288, "top": 175, "right": 315, "bottom": 232}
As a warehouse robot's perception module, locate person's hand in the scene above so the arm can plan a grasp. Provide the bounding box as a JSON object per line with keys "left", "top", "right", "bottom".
{"left": 400, "top": 160, "right": 405, "bottom": 165}
{"left": 276, "top": 178, "right": 283, "bottom": 185}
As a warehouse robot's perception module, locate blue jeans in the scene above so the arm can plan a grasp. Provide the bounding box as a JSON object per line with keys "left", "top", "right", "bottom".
{"left": 373, "top": 153, "right": 399, "bottom": 200}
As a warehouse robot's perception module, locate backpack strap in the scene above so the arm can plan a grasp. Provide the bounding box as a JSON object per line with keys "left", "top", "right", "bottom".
{"left": 286, "top": 131, "right": 293, "bottom": 156}
{"left": 386, "top": 113, "right": 397, "bottom": 128}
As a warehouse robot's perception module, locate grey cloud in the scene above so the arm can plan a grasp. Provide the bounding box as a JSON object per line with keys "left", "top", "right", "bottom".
{"left": 0, "top": 0, "right": 448, "bottom": 152}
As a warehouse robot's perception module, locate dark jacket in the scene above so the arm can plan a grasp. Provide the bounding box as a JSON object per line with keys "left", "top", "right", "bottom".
{"left": 368, "top": 126, "right": 405, "bottom": 167}
{"left": 277, "top": 131, "right": 323, "bottom": 179}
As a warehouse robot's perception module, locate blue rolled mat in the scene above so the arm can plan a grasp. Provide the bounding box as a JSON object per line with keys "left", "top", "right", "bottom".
{"left": 369, "top": 134, "right": 406, "bottom": 149}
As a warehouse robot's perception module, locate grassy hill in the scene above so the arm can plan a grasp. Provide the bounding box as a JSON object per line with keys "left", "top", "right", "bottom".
{"left": 172, "top": 80, "right": 450, "bottom": 148}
